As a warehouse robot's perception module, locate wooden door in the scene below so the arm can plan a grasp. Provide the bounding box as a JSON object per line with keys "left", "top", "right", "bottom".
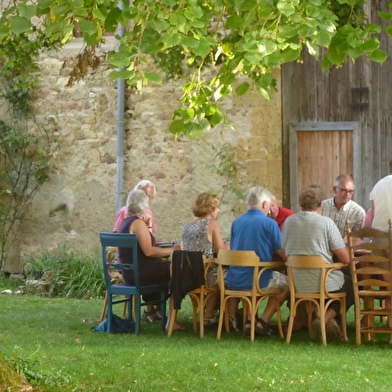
{"left": 289, "top": 122, "right": 361, "bottom": 212}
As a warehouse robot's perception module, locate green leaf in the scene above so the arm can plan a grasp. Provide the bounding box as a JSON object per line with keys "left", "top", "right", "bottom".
{"left": 279, "top": 25, "right": 299, "bottom": 39}
{"left": 10, "top": 16, "right": 32, "bottom": 34}
{"left": 79, "top": 20, "right": 97, "bottom": 35}
{"left": 369, "top": 49, "right": 387, "bottom": 64}
{"left": 378, "top": 11, "right": 392, "bottom": 21}
{"left": 236, "top": 82, "right": 250, "bottom": 96}
{"left": 182, "top": 36, "right": 199, "bottom": 48}
{"left": 361, "top": 37, "right": 380, "bottom": 52}
{"left": 326, "top": 48, "right": 346, "bottom": 65}
{"left": 0, "top": 25, "right": 10, "bottom": 41}
{"left": 210, "top": 111, "right": 224, "bottom": 126}
{"left": 144, "top": 72, "right": 162, "bottom": 84}
{"left": 192, "top": 40, "right": 211, "bottom": 57}
{"left": 93, "top": 8, "right": 106, "bottom": 21}
{"left": 226, "top": 15, "right": 243, "bottom": 29}
{"left": 315, "top": 30, "right": 331, "bottom": 47}
{"left": 109, "top": 70, "right": 135, "bottom": 81}
{"left": 16, "top": 4, "right": 37, "bottom": 19}
{"left": 281, "top": 47, "right": 301, "bottom": 63}
{"left": 105, "top": 7, "right": 122, "bottom": 33}
{"left": 386, "top": 26, "right": 392, "bottom": 37}
{"left": 162, "top": 32, "right": 182, "bottom": 47}
{"left": 108, "top": 51, "right": 131, "bottom": 68}
{"left": 169, "top": 119, "right": 184, "bottom": 136}
{"left": 277, "top": 1, "right": 295, "bottom": 17}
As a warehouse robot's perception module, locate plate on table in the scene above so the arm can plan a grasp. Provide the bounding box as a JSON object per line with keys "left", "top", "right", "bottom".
{"left": 156, "top": 241, "right": 176, "bottom": 248}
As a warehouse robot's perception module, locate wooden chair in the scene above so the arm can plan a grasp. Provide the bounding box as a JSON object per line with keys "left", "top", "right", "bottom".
{"left": 285, "top": 255, "right": 348, "bottom": 346}
{"left": 99, "top": 232, "right": 167, "bottom": 334}
{"left": 167, "top": 251, "right": 219, "bottom": 337}
{"left": 215, "top": 249, "right": 285, "bottom": 342}
{"left": 167, "top": 255, "right": 219, "bottom": 337}
{"left": 99, "top": 246, "right": 128, "bottom": 321}
{"left": 346, "top": 220, "right": 392, "bottom": 345}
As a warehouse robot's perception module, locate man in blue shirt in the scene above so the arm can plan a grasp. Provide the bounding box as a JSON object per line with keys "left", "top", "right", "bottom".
{"left": 225, "top": 186, "right": 288, "bottom": 336}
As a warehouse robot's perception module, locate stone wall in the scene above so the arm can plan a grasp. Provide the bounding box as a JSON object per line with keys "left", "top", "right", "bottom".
{"left": 4, "top": 38, "right": 283, "bottom": 272}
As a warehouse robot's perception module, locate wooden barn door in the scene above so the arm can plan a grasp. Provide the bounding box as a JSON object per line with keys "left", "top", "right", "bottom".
{"left": 289, "top": 122, "right": 361, "bottom": 212}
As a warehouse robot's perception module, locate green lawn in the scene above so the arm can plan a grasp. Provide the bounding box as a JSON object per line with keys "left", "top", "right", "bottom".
{"left": 1, "top": 294, "right": 392, "bottom": 392}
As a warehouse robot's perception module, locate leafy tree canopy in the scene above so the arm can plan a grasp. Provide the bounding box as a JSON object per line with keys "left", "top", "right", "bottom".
{"left": 1, "top": 0, "right": 391, "bottom": 139}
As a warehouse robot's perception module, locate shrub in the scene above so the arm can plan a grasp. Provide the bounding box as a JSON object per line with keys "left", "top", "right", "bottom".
{"left": 23, "top": 245, "right": 105, "bottom": 299}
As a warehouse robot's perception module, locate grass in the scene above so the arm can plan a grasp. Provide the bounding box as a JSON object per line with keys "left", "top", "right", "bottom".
{"left": 2, "top": 293, "right": 392, "bottom": 392}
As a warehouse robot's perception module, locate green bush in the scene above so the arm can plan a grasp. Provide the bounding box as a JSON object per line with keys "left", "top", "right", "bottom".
{"left": 23, "top": 245, "right": 105, "bottom": 299}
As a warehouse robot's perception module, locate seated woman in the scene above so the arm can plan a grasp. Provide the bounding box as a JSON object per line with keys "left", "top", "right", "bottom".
{"left": 118, "top": 189, "right": 183, "bottom": 331}
{"left": 282, "top": 184, "right": 353, "bottom": 341}
{"left": 182, "top": 192, "right": 230, "bottom": 327}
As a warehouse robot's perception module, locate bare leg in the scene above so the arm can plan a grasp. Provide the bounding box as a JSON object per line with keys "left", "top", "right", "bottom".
{"left": 166, "top": 295, "right": 185, "bottom": 331}
{"left": 227, "top": 297, "right": 239, "bottom": 319}
{"left": 205, "top": 292, "right": 219, "bottom": 319}
{"left": 259, "top": 289, "right": 289, "bottom": 325}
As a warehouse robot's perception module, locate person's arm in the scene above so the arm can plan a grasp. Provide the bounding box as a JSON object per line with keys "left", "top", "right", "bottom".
{"left": 334, "top": 247, "right": 350, "bottom": 264}
{"left": 208, "top": 219, "right": 229, "bottom": 250}
{"left": 130, "top": 219, "right": 179, "bottom": 258}
{"left": 276, "top": 249, "right": 286, "bottom": 262}
{"left": 369, "top": 201, "right": 375, "bottom": 226}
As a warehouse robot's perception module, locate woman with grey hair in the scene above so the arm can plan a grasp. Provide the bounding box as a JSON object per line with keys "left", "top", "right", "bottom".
{"left": 113, "top": 179, "right": 157, "bottom": 233}
{"left": 118, "top": 189, "right": 184, "bottom": 331}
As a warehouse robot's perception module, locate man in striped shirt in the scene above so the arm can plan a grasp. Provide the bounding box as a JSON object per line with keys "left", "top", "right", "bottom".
{"left": 320, "top": 174, "right": 365, "bottom": 240}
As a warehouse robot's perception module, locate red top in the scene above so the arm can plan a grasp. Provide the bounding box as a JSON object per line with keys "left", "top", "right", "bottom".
{"left": 276, "top": 205, "right": 294, "bottom": 231}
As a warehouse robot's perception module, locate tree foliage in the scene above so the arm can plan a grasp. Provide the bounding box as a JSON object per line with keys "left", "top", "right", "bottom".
{"left": 0, "top": 27, "right": 56, "bottom": 271}
{"left": 1, "top": 0, "right": 392, "bottom": 139}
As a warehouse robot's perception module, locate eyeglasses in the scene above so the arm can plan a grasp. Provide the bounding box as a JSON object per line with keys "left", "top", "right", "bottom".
{"left": 338, "top": 187, "right": 355, "bottom": 194}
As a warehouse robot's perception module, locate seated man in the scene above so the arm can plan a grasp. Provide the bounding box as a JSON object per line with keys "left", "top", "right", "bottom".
{"left": 283, "top": 184, "right": 353, "bottom": 341}
{"left": 269, "top": 197, "right": 294, "bottom": 232}
{"left": 320, "top": 174, "right": 365, "bottom": 240}
{"left": 225, "top": 186, "right": 288, "bottom": 336}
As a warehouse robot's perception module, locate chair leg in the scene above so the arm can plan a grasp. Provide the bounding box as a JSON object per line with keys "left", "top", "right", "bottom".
{"left": 167, "top": 309, "right": 178, "bottom": 337}
{"left": 340, "top": 298, "right": 348, "bottom": 342}
{"left": 122, "top": 296, "right": 128, "bottom": 318}
{"left": 320, "top": 305, "right": 327, "bottom": 347}
{"left": 286, "top": 300, "right": 297, "bottom": 344}
{"left": 100, "top": 291, "right": 108, "bottom": 322}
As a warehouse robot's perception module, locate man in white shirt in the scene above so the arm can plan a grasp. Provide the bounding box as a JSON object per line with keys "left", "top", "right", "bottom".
{"left": 320, "top": 174, "right": 365, "bottom": 240}
{"left": 368, "top": 158, "right": 392, "bottom": 343}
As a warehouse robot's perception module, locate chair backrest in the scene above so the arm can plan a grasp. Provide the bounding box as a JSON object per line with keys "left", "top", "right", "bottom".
{"left": 346, "top": 220, "right": 392, "bottom": 288}
{"left": 215, "top": 249, "right": 260, "bottom": 292}
{"left": 99, "top": 232, "right": 139, "bottom": 288}
{"left": 170, "top": 250, "right": 205, "bottom": 309}
{"left": 286, "top": 255, "right": 331, "bottom": 295}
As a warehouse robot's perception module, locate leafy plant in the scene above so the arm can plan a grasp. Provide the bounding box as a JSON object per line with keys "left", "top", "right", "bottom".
{"left": 4, "top": 348, "right": 71, "bottom": 388}
{"left": 0, "top": 28, "right": 58, "bottom": 272}
{"left": 208, "top": 142, "right": 245, "bottom": 205}
{"left": 23, "top": 245, "right": 105, "bottom": 299}
{"left": 1, "top": 1, "right": 392, "bottom": 139}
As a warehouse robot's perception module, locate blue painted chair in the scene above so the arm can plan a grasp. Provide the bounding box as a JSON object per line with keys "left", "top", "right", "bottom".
{"left": 99, "top": 232, "right": 167, "bottom": 334}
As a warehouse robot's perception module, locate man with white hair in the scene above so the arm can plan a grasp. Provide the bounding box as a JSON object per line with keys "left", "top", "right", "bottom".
{"left": 113, "top": 180, "right": 157, "bottom": 233}
{"left": 225, "top": 186, "right": 288, "bottom": 336}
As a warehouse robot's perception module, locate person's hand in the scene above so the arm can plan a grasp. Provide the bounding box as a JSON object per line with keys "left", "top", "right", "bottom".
{"left": 139, "top": 213, "right": 152, "bottom": 228}
{"left": 173, "top": 243, "right": 183, "bottom": 251}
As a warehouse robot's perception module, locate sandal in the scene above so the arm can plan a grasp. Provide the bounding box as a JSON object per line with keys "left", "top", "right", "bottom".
{"left": 255, "top": 318, "right": 273, "bottom": 337}
{"left": 204, "top": 315, "right": 218, "bottom": 327}
{"left": 243, "top": 319, "right": 253, "bottom": 336}
{"left": 142, "top": 310, "right": 161, "bottom": 323}
{"left": 228, "top": 315, "right": 239, "bottom": 332}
